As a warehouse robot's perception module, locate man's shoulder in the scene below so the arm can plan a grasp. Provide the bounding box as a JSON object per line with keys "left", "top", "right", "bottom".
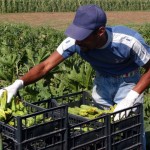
{"left": 62, "top": 37, "right": 76, "bottom": 45}
{"left": 107, "top": 25, "right": 137, "bottom": 35}
{"left": 107, "top": 25, "right": 131, "bottom": 30}
{"left": 57, "top": 37, "right": 76, "bottom": 55}
{"left": 58, "top": 37, "right": 76, "bottom": 49}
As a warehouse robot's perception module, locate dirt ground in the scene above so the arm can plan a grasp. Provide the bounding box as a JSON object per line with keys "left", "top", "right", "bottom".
{"left": 0, "top": 11, "right": 150, "bottom": 30}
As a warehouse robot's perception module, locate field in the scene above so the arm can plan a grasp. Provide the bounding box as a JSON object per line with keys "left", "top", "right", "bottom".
{"left": 0, "top": 11, "right": 150, "bottom": 30}
{"left": 0, "top": 11, "right": 150, "bottom": 149}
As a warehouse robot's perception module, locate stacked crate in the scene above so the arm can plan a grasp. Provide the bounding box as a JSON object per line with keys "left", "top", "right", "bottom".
{"left": 0, "top": 100, "right": 68, "bottom": 150}
{"left": 32, "top": 91, "right": 143, "bottom": 150}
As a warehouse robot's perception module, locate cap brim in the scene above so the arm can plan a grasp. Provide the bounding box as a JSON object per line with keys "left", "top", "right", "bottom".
{"left": 65, "top": 23, "right": 93, "bottom": 41}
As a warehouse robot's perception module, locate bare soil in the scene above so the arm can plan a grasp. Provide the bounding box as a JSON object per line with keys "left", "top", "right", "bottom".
{"left": 0, "top": 11, "right": 149, "bottom": 30}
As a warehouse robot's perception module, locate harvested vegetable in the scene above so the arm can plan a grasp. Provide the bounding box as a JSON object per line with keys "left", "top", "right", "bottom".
{"left": 68, "top": 104, "right": 116, "bottom": 120}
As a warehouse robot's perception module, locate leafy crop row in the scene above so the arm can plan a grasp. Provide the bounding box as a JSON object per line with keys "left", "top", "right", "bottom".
{"left": 0, "top": 23, "right": 95, "bottom": 101}
{"left": 0, "top": 0, "right": 150, "bottom": 13}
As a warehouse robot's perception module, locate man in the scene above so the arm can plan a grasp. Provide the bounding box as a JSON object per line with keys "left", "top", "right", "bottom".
{"left": 0, "top": 4, "right": 149, "bottom": 149}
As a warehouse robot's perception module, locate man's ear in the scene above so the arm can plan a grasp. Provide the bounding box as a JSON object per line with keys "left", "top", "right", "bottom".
{"left": 97, "top": 26, "right": 106, "bottom": 36}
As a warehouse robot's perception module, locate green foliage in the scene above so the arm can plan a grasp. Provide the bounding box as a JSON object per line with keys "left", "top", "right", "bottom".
{"left": 50, "top": 57, "right": 95, "bottom": 97}
{"left": 0, "top": 23, "right": 65, "bottom": 101}
{"left": 130, "top": 24, "right": 150, "bottom": 45}
{"left": 144, "top": 94, "right": 150, "bottom": 131}
{"left": 0, "top": 0, "right": 150, "bottom": 13}
{"left": 0, "top": 23, "right": 95, "bottom": 101}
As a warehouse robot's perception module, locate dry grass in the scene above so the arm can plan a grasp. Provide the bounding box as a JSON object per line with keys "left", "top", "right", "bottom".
{"left": 0, "top": 11, "right": 149, "bottom": 30}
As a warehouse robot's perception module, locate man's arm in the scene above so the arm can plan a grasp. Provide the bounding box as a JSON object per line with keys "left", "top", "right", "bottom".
{"left": 133, "top": 60, "right": 150, "bottom": 94}
{"left": 0, "top": 36, "right": 76, "bottom": 103}
{"left": 20, "top": 51, "right": 65, "bottom": 86}
{"left": 0, "top": 51, "right": 65, "bottom": 103}
{"left": 113, "top": 60, "right": 150, "bottom": 120}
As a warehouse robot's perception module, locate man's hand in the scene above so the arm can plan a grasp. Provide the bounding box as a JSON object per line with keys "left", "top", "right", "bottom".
{"left": 0, "top": 80, "right": 24, "bottom": 103}
{"left": 113, "top": 90, "right": 139, "bottom": 121}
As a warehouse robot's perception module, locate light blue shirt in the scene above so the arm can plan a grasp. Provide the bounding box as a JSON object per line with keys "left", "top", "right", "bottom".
{"left": 57, "top": 25, "right": 150, "bottom": 75}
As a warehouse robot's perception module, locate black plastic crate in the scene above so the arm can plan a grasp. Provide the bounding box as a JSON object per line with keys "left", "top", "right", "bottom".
{"left": 108, "top": 104, "right": 143, "bottom": 150}
{"left": 3, "top": 128, "right": 67, "bottom": 150}
{"left": 33, "top": 97, "right": 107, "bottom": 149}
{"left": 68, "top": 104, "right": 143, "bottom": 150}
{"left": 32, "top": 98, "right": 88, "bottom": 125}
{"left": 50, "top": 91, "right": 110, "bottom": 109}
{"left": 33, "top": 91, "right": 94, "bottom": 107}
{"left": 32, "top": 91, "right": 109, "bottom": 125}
{"left": 32, "top": 91, "right": 144, "bottom": 150}
{"left": 32, "top": 92, "right": 108, "bottom": 149}
{"left": 0, "top": 100, "right": 68, "bottom": 144}
{"left": 68, "top": 115, "right": 108, "bottom": 150}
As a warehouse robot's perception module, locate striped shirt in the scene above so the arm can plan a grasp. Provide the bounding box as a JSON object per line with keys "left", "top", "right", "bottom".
{"left": 57, "top": 25, "right": 150, "bottom": 75}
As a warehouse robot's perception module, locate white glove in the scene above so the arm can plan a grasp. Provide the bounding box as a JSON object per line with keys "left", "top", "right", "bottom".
{"left": 113, "top": 90, "right": 139, "bottom": 121}
{"left": 0, "top": 80, "right": 24, "bottom": 103}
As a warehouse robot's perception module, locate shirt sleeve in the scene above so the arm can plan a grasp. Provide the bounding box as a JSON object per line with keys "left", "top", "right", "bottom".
{"left": 56, "top": 37, "right": 76, "bottom": 59}
{"left": 131, "top": 33, "right": 150, "bottom": 66}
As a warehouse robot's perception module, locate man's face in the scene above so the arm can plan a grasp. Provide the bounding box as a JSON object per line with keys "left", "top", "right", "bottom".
{"left": 75, "top": 27, "right": 106, "bottom": 52}
{"left": 75, "top": 32, "right": 98, "bottom": 51}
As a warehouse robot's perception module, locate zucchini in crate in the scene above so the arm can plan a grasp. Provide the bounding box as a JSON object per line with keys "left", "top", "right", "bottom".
{"left": 68, "top": 104, "right": 116, "bottom": 120}
{"left": 0, "top": 91, "right": 43, "bottom": 127}
{"left": 0, "top": 91, "right": 12, "bottom": 122}
{"left": 0, "top": 91, "right": 68, "bottom": 145}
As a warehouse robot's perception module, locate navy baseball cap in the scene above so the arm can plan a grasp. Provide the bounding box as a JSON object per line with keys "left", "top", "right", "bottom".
{"left": 65, "top": 5, "right": 107, "bottom": 41}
